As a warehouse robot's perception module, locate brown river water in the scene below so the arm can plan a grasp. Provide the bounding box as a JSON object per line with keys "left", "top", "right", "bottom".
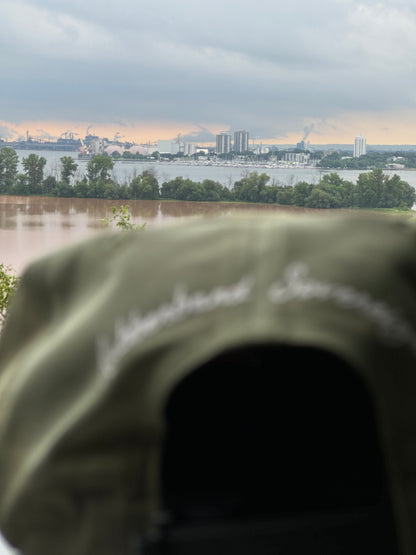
{"left": 0, "top": 196, "right": 311, "bottom": 274}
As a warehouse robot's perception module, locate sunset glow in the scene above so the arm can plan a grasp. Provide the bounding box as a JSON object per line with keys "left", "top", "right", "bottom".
{"left": 3, "top": 111, "right": 416, "bottom": 147}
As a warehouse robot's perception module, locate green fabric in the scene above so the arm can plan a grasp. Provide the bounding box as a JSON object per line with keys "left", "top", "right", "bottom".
{"left": 1, "top": 213, "right": 416, "bottom": 554}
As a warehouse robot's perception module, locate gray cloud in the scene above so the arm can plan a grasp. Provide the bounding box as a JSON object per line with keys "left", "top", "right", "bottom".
{"left": 36, "top": 129, "right": 55, "bottom": 139}
{"left": 180, "top": 126, "right": 216, "bottom": 143}
{"left": 0, "top": 125, "right": 17, "bottom": 140}
{"left": 1, "top": 0, "right": 416, "bottom": 141}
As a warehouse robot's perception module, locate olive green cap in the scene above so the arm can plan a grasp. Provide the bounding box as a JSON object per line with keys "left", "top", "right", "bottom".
{"left": 1, "top": 213, "right": 416, "bottom": 554}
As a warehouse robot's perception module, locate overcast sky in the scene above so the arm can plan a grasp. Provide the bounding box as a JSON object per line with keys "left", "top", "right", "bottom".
{"left": 1, "top": 0, "right": 416, "bottom": 145}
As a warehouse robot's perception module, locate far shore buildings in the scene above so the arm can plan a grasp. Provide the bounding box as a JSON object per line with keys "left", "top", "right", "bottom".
{"left": 157, "top": 139, "right": 197, "bottom": 156}
{"left": 354, "top": 134, "right": 367, "bottom": 157}
{"left": 284, "top": 152, "right": 311, "bottom": 164}
{"left": 215, "top": 129, "right": 250, "bottom": 154}
{"left": 216, "top": 132, "right": 232, "bottom": 154}
{"left": 233, "top": 129, "right": 249, "bottom": 153}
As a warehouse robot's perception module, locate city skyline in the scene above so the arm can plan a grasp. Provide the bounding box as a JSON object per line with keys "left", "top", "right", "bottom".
{"left": 0, "top": 122, "right": 412, "bottom": 150}
{"left": 2, "top": 115, "right": 416, "bottom": 148}
{"left": 2, "top": 2, "right": 416, "bottom": 146}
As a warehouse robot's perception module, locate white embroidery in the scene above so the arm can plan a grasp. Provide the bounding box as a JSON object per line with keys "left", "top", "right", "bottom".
{"left": 268, "top": 262, "right": 416, "bottom": 353}
{"left": 96, "top": 263, "right": 416, "bottom": 381}
{"left": 97, "top": 276, "right": 254, "bottom": 381}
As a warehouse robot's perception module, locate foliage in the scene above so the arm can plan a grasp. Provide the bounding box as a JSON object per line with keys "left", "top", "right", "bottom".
{"left": 275, "top": 185, "right": 294, "bottom": 205}
{"left": 233, "top": 172, "right": 270, "bottom": 202}
{"left": 234, "top": 169, "right": 414, "bottom": 209}
{"left": 22, "top": 153, "right": 47, "bottom": 195}
{"left": 0, "top": 264, "right": 18, "bottom": 325}
{"left": 56, "top": 180, "right": 74, "bottom": 197}
{"left": 160, "top": 176, "right": 231, "bottom": 201}
{"left": 355, "top": 169, "right": 415, "bottom": 209}
{"left": 313, "top": 173, "right": 356, "bottom": 208}
{"left": 101, "top": 205, "right": 146, "bottom": 232}
{"left": 130, "top": 170, "right": 159, "bottom": 199}
{"left": 60, "top": 156, "right": 78, "bottom": 184}
{"left": 42, "top": 175, "right": 58, "bottom": 195}
{"left": 87, "top": 155, "right": 114, "bottom": 184}
{"left": 15, "top": 174, "right": 30, "bottom": 195}
{"left": 0, "top": 148, "right": 18, "bottom": 194}
{"left": 293, "top": 181, "right": 313, "bottom": 206}
{"left": 0, "top": 150, "right": 414, "bottom": 211}
{"left": 318, "top": 151, "right": 401, "bottom": 170}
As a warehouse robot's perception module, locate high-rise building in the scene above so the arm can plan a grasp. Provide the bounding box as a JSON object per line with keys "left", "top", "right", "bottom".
{"left": 216, "top": 133, "right": 232, "bottom": 154}
{"left": 354, "top": 135, "right": 366, "bottom": 158}
{"left": 233, "top": 129, "right": 249, "bottom": 153}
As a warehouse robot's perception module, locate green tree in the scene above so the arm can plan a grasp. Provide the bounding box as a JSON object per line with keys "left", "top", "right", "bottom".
{"left": 275, "top": 185, "right": 294, "bottom": 205}
{"left": 118, "top": 184, "right": 130, "bottom": 199}
{"left": 395, "top": 178, "right": 416, "bottom": 209}
{"left": 161, "top": 177, "right": 183, "bottom": 199}
{"left": 0, "top": 264, "right": 18, "bottom": 326}
{"left": 201, "top": 179, "right": 226, "bottom": 202}
{"left": 73, "top": 179, "right": 89, "bottom": 198}
{"left": 43, "top": 176, "right": 58, "bottom": 196}
{"left": 87, "top": 155, "right": 114, "bottom": 184}
{"left": 103, "top": 181, "right": 120, "bottom": 200}
{"left": 380, "top": 174, "right": 415, "bottom": 209}
{"left": 318, "top": 152, "right": 343, "bottom": 169}
{"left": 56, "top": 181, "right": 74, "bottom": 197}
{"left": 129, "top": 171, "right": 159, "bottom": 199}
{"left": 233, "top": 172, "right": 270, "bottom": 203}
{"left": 161, "top": 177, "right": 204, "bottom": 201}
{"left": 60, "top": 156, "right": 78, "bottom": 184}
{"left": 22, "top": 153, "right": 47, "bottom": 195}
{"left": 88, "top": 178, "right": 107, "bottom": 199}
{"left": 0, "top": 148, "right": 18, "bottom": 194}
{"left": 353, "top": 169, "right": 415, "bottom": 209}
{"left": 309, "top": 150, "right": 325, "bottom": 161}
{"left": 258, "top": 185, "right": 277, "bottom": 204}
{"left": 15, "top": 174, "right": 29, "bottom": 195}
{"left": 305, "top": 188, "right": 332, "bottom": 208}
{"left": 176, "top": 179, "right": 204, "bottom": 201}
{"left": 101, "top": 205, "right": 146, "bottom": 232}
{"left": 403, "top": 153, "right": 416, "bottom": 168}
{"left": 355, "top": 169, "right": 385, "bottom": 208}
{"left": 293, "top": 181, "right": 314, "bottom": 206}
{"left": 315, "top": 173, "right": 356, "bottom": 208}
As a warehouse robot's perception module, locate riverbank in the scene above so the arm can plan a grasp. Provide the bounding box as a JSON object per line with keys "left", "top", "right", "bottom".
{"left": 13, "top": 149, "right": 416, "bottom": 189}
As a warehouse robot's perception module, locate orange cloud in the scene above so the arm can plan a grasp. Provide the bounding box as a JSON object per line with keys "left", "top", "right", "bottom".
{"left": 271, "top": 110, "right": 416, "bottom": 146}
{"left": 0, "top": 120, "right": 222, "bottom": 145}
{"left": 2, "top": 111, "right": 416, "bottom": 146}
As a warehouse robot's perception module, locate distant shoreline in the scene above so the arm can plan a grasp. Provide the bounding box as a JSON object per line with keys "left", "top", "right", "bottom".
{"left": 5, "top": 142, "right": 416, "bottom": 152}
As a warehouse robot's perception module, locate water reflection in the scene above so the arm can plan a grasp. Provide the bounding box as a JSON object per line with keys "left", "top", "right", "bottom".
{"left": 0, "top": 196, "right": 310, "bottom": 229}
{"left": 0, "top": 195, "right": 310, "bottom": 273}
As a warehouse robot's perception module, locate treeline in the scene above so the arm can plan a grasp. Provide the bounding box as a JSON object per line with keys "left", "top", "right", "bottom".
{"left": 317, "top": 150, "right": 416, "bottom": 170}
{"left": 223, "top": 170, "right": 415, "bottom": 209}
{"left": 0, "top": 148, "right": 414, "bottom": 209}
